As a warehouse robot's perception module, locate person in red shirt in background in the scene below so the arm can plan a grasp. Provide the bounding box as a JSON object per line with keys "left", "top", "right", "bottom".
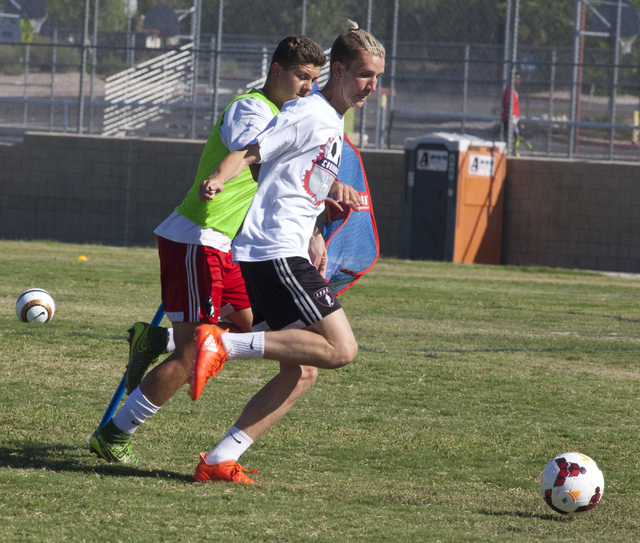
{"left": 501, "top": 72, "right": 521, "bottom": 141}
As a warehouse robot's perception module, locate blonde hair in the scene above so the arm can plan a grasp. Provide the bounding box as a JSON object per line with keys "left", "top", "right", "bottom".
{"left": 330, "top": 19, "right": 385, "bottom": 69}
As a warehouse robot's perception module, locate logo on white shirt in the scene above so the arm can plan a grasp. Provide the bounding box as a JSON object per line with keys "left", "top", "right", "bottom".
{"left": 303, "top": 134, "right": 342, "bottom": 205}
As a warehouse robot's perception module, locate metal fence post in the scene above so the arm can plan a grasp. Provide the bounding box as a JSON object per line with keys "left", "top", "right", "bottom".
{"left": 386, "top": 0, "right": 399, "bottom": 149}
{"left": 547, "top": 48, "right": 556, "bottom": 155}
{"left": 506, "top": 0, "right": 520, "bottom": 156}
{"left": 609, "top": 0, "right": 623, "bottom": 160}
{"left": 209, "top": 36, "right": 216, "bottom": 97}
{"left": 568, "top": 0, "right": 582, "bottom": 158}
{"left": 191, "top": 0, "right": 202, "bottom": 139}
{"left": 89, "top": 0, "right": 99, "bottom": 134}
{"left": 375, "top": 78, "right": 382, "bottom": 149}
{"left": 301, "top": 0, "right": 307, "bottom": 35}
{"left": 212, "top": 0, "right": 224, "bottom": 122}
{"left": 50, "top": 29, "right": 57, "bottom": 132}
{"left": 501, "top": 0, "right": 513, "bottom": 142}
{"left": 358, "top": 0, "right": 373, "bottom": 148}
{"left": 78, "top": 0, "right": 90, "bottom": 134}
{"left": 462, "top": 44, "right": 470, "bottom": 134}
{"left": 23, "top": 44, "right": 30, "bottom": 126}
{"left": 126, "top": 15, "right": 132, "bottom": 67}
{"left": 130, "top": 28, "right": 136, "bottom": 66}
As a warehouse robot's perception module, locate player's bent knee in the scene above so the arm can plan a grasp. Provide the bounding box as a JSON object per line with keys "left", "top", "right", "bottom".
{"left": 327, "top": 339, "right": 358, "bottom": 369}
{"left": 299, "top": 365, "right": 318, "bottom": 389}
{"left": 281, "top": 364, "right": 318, "bottom": 388}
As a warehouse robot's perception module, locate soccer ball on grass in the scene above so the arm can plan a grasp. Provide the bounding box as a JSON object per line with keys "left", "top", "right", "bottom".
{"left": 540, "top": 452, "right": 604, "bottom": 515}
{"left": 16, "top": 288, "right": 56, "bottom": 323}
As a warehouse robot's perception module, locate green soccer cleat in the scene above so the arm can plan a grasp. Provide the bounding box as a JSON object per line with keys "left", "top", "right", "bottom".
{"left": 125, "top": 322, "right": 168, "bottom": 395}
{"left": 89, "top": 420, "right": 140, "bottom": 465}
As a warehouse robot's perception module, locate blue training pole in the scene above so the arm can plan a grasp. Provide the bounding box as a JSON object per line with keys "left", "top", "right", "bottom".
{"left": 96, "top": 303, "right": 165, "bottom": 429}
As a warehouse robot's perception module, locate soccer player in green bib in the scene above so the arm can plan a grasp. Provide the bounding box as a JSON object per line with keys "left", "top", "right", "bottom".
{"left": 89, "top": 36, "right": 327, "bottom": 466}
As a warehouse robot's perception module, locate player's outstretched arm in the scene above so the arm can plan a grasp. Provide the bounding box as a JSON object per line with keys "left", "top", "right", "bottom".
{"left": 198, "top": 142, "right": 261, "bottom": 201}
{"left": 329, "top": 179, "right": 361, "bottom": 211}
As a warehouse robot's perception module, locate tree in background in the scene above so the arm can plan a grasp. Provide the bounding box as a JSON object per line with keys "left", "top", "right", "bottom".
{"left": 45, "top": 0, "right": 129, "bottom": 30}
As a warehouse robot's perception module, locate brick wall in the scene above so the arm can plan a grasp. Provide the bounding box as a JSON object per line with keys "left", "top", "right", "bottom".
{"left": 359, "top": 149, "right": 405, "bottom": 257}
{"left": 503, "top": 157, "right": 640, "bottom": 272}
{"left": 0, "top": 133, "right": 200, "bottom": 247}
{"left": 1, "top": 133, "right": 639, "bottom": 272}
{"left": 0, "top": 132, "right": 408, "bottom": 256}
{"left": 365, "top": 151, "right": 640, "bottom": 272}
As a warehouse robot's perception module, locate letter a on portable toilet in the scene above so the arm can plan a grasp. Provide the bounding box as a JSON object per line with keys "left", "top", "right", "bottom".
{"left": 400, "top": 133, "right": 507, "bottom": 264}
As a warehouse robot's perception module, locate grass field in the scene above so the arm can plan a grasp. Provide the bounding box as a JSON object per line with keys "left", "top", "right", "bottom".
{"left": 1, "top": 240, "right": 639, "bottom": 542}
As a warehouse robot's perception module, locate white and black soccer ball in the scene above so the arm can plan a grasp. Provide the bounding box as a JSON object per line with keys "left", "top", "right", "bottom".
{"left": 541, "top": 452, "right": 604, "bottom": 515}
{"left": 16, "top": 288, "right": 56, "bottom": 323}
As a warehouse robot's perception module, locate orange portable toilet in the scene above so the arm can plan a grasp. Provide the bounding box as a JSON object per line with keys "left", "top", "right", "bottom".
{"left": 400, "top": 133, "right": 507, "bottom": 264}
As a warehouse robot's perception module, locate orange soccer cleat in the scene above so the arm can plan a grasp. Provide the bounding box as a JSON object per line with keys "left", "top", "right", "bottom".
{"left": 193, "top": 453, "right": 259, "bottom": 485}
{"left": 189, "top": 325, "right": 229, "bottom": 401}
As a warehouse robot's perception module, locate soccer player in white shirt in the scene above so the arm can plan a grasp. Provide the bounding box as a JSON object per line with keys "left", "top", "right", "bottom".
{"left": 190, "top": 21, "right": 386, "bottom": 485}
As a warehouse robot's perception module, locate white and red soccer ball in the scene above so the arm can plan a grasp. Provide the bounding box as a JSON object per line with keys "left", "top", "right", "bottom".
{"left": 541, "top": 452, "right": 604, "bottom": 515}
{"left": 16, "top": 288, "right": 55, "bottom": 323}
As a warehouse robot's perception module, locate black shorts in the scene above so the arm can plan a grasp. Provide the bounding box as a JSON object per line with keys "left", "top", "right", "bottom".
{"left": 239, "top": 257, "right": 341, "bottom": 331}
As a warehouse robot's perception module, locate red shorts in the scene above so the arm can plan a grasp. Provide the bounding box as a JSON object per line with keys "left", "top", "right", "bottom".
{"left": 157, "top": 236, "right": 250, "bottom": 324}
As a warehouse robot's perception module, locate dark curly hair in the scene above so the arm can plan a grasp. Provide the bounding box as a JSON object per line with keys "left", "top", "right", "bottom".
{"left": 271, "top": 35, "right": 326, "bottom": 71}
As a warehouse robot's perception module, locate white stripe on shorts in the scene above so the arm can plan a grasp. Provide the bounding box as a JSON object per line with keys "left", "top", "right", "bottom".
{"left": 273, "top": 258, "right": 323, "bottom": 324}
{"left": 185, "top": 244, "right": 199, "bottom": 322}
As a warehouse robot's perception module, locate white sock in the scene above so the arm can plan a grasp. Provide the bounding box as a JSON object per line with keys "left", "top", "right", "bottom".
{"left": 221, "top": 331, "right": 265, "bottom": 359}
{"left": 205, "top": 426, "right": 253, "bottom": 464}
{"left": 112, "top": 387, "right": 160, "bottom": 434}
{"left": 166, "top": 327, "right": 175, "bottom": 353}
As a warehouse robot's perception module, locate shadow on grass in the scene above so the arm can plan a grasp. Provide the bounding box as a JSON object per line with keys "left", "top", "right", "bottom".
{"left": 479, "top": 508, "right": 568, "bottom": 521}
{"left": 0, "top": 442, "right": 193, "bottom": 483}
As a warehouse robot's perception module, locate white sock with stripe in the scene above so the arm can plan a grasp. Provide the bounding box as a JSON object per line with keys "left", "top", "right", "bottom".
{"left": 205, "top": 426, "right": 253, "bottom": 464}
{"left": 221, "top": 331, "right": 265, "bottom": 359}
{"left": 112, "top": 387, "right": 160, "bottom": 434}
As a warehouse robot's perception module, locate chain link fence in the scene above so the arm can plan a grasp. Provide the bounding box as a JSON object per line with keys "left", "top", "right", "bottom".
{"left": 0, "top": 0, "right": 639, "bottom": 160}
